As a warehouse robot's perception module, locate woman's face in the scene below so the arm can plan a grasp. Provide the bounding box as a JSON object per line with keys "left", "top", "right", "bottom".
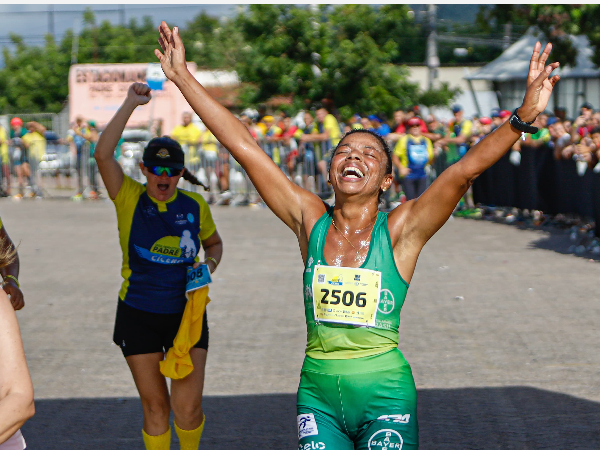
{"left": 329, "top": 133, "right": 391, "bottom": 200}
{"left": 140, "top": 163, "right": 183, "bottom": 202}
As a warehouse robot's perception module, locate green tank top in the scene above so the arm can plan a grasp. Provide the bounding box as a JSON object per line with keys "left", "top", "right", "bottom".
{"left": 303, "top": 208, "right": 409, "bottom": 359}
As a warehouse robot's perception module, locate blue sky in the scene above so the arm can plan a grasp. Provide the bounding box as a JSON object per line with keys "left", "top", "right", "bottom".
{"left": 0, "top": 4, "right": 240, "bottom": 47}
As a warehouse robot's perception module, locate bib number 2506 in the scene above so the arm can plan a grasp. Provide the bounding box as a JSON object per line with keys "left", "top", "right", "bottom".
{"left": 320, "top": 289, "right": 367, "bottom": 307}
{"left": 312, "top": 265, "right": 381, "bottom": 327}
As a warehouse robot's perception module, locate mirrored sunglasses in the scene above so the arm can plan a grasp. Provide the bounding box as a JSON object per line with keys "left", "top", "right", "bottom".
{"left": 149, "top": 166, "right": 182, "bottom": 177}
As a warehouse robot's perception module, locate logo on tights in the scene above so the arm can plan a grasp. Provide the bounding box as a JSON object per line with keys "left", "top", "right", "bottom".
{"left": 368, "top": 429, "right": 403, "bottom": 450}
{"left": 377, "top": 414, "right": 410, "bottom": 424}
{"left": 298, "top": 442, "right": 326, "bottom": 450}
{"left": 299, "top": 443, "right": 326, "bottom": 450}
{"left": 297, "top": 413, "right": 319, "bottom": 439}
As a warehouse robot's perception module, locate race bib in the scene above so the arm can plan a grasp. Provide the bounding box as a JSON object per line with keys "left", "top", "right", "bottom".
{"left": 312, "top": 264, "right": 381, "bottom": 327}
{"left": 186, "top": 264, "right": 212, "bottom": 294}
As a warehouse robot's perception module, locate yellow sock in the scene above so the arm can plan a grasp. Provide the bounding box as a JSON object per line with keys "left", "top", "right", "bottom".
{"left": 142, "top": 427, "right": 171, "bottom": 450}
{"left": 174, "top": 416, "right": 205, "bottom": 450}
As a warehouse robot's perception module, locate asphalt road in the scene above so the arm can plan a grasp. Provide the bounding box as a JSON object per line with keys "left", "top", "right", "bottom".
{"left": 0, "top": 199, "right": 598, "bottom": 449}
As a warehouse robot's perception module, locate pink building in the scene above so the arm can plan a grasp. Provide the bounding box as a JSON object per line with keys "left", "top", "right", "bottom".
{"left": 68, "top": 62, "right": 198, "bottom": 134}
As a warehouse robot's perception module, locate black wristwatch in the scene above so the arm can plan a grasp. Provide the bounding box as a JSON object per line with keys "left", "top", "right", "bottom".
{"left": 509, "top": 108, "right": 538, "bottom": 134}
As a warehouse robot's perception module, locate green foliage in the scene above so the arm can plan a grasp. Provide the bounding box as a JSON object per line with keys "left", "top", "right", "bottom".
{"left": 577, "top": 5, "right": 600, "bottom": 67}
{"left": 475, "top": 5, "right": 529, "bottom": 34}
{"left": 528, "top": 5, "right": 579, "bottom": 67}
{"left": 482, "top": 5, "right": 600, "bottom": 68}
{"left": 233, "top": 5, "right": 327, "bottom": 104}
{"left": 232, "top": 4, "right": 453, "bottom": 115}
{"left": 182, "top": 13, "right": 245, "bottom": 69}
{"left": 373, "top": 5, "right": 428, "bottom": 64}
{"left": 0, "top": 34, "right": 70, "bottom": 113}
{"left": 0, "top": 5, "right": 468, "bottom": 114}
{"left": 75, "top": 14, "right": 159, "bottom": 64}
{"left": 419, "top": 82, "right": 462, "bottom": 108}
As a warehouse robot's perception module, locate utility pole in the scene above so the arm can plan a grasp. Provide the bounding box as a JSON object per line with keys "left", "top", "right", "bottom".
{"left": 48, "top": 5, "right": 55, "bottom": 38}
{"left": 503, "top": 22, "right": 512, "bottom": 50}
{"left": 120, "top": 5, "right": 126, "bottom": 27}
{"left": 426, "top": 4, "right": 439, "bottom": 90}
{"left": 71, "top": 18, "right": 80, "bottom": 65}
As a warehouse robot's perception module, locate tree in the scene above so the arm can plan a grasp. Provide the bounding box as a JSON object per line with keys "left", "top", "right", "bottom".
{"left": 0, "top": 5, "right": 460, "bottom": 115}
{"left": 0, "top": 34, "right": 70, "bottom": 113}
{"left": 182, "top": 13, "right": 245, "bottom": 69}
{"left": 232, "top": 5, "right": 456, "bottom": 115}
{"left": 480, "top": 5, "right": 600, "bottom": 68}
{"left": 233, "top": 5, "right": 327, "bottom": 106}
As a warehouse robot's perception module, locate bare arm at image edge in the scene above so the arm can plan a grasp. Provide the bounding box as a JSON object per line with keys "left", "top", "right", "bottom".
{"left": 0, "top": 225, "right": 24, "bottom": 311}
{"left": 0, "top": 292, "right": 34, "bottom": 444}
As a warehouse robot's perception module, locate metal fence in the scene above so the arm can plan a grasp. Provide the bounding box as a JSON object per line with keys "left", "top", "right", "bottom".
{"left": 0, "top": 132, "right": 403, "bottom": 202}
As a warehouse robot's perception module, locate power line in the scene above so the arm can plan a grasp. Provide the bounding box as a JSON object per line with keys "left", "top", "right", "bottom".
{"left": 0, "top": 5, "right": 209, "bottom": 15}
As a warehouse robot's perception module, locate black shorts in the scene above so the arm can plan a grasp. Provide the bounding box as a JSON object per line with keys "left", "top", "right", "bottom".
{"left": 113, "top": 300, "right": 209, "bottom": 357}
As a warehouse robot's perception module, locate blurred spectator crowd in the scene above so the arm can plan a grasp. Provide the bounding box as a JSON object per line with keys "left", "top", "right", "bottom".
{"left": 2, "top": 100, "right": 600, "bottom": 238}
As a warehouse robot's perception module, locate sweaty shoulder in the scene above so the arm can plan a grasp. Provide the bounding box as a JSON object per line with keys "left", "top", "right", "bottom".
{"left": 179, "top": 190, "right": 217, "bottom": 241}
{"left": 301, "top": 194, "right": 330, "bottom": 238}
{"left": 386, "top": 200, "right": 417, "bottom": 246}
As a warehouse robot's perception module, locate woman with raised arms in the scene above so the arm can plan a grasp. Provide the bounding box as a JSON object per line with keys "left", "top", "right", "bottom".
{"left": 155, "top": 22, "right": 559, "bottom": 449}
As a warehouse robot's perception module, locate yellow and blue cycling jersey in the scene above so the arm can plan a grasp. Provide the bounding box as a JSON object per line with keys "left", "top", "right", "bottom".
{"left": 113, "top": 175, "right": 216, "bottom": 314}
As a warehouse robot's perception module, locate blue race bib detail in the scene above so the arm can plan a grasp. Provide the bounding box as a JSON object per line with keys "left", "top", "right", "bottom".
{"left": 186, "top": 264, "right": 212, "bottom": 293}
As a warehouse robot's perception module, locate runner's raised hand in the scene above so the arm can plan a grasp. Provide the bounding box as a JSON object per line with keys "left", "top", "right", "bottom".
{"left": 518, "top": 42, "right": 560, "bottom": 123}
{"left": 155, "top": 21, "right": 188, "bottom": 82}
{"left": 127, "top": 82, "right": 151, "bottom": 106}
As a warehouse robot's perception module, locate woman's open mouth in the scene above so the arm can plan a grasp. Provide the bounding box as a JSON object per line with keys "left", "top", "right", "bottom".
{"left": 341, "top": 166, "right": 364, "bottom": 181}
{"left": 157, "top": 183, "right": 170, "bottom": 192}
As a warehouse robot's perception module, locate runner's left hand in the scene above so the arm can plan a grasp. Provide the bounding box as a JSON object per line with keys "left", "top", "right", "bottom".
{"left": 192, "top": 259, "right": 217, "bottom": 273}
{"left": 518, "top": 42, "right": 560, "bottom": 123}
{"left": 3, "top": 282, "right": 24, "bottom": 310}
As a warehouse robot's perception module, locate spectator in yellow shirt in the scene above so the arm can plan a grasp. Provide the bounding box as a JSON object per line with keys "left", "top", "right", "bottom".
{"left": 299, "top": 106, "right": 341, "bottom": 195}
{"left": 22, "top": 122, "right": 47, "bottom": 163}
{"left": 170, "top": 112, "right": 202, "bottom": 168}
{"left": 393, "top": 117, "right": 434, "bottom": 201}
{"left": 0, "top": 124, "right": 10, "bottom": 196}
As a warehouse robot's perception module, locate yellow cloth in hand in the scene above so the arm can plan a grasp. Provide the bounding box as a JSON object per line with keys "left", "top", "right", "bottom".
{"left": 160, "top": 285, "right": 210, "bottom": 379}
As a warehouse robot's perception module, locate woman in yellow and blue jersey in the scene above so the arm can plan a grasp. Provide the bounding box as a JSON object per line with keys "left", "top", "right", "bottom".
{"left": 156, "top": 23, "right": 559, "bottom": 449}
{"left": 94, "top": 83, "right": 222, "bottom": 450}
{"left": 393, "top": 117, "right": 434, "bottom": 201}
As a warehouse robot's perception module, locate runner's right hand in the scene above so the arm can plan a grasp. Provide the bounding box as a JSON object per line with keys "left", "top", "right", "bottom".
{"left": 155, "top": 21, "right": 188, "bottom": 82}
{"left": 127, "top": 83, "right": 152, "bottom": 106}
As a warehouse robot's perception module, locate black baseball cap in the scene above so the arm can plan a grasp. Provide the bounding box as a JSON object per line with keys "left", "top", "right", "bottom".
{"left": 142, "top": 137, "right": 185, "bottom": 170}
{"left": 580, "top": 102, "right": 593, "bottom": 110}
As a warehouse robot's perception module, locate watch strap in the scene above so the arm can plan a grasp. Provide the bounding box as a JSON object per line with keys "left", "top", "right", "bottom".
{"left": 509, "top": 108, "right": 539, "bottom": 134}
